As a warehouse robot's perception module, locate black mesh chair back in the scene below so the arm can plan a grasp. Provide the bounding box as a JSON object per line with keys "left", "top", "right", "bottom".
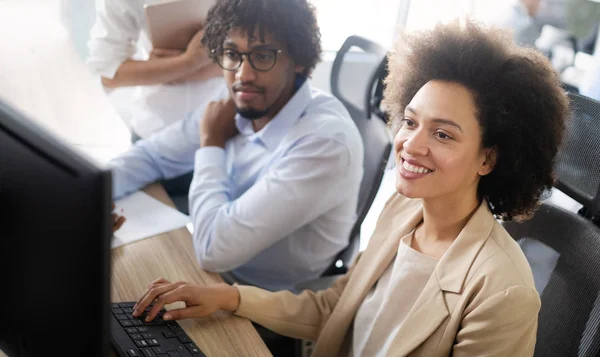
{"left": 323, "top": 36, "right": 392, "bottom": 275}
{"left": 555, "top": 93, "right": 600, "bottom": 217}
{"left": 503, "top": 203, "right": 600, "bottom": 357}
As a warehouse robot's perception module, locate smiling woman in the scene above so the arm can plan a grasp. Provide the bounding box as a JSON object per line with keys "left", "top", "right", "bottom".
{"left": 384, "top": 19, "right": 568, "bottom": 222}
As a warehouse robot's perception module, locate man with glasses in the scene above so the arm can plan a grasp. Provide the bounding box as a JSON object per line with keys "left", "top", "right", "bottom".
{"left": 108, "top": 0, "right": 364, "bottom": 293}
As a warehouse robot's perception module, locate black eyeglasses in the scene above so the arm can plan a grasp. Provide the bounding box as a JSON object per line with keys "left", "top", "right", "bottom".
{"left": 212, "top": 48, "right": 283, "bottom": 72}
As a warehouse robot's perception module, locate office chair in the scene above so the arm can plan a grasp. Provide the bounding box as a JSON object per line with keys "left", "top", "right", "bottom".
{"left": 554, "top": 92, "right": 600, "bottom": 224}
{"left": 502, "top": 91, "right": 600, "bottom": 357}
{"left": 320, "top": 35, "right": 392, "bottom": 278}
{"left": 503, "top": 204, "right": 600, "bottom": 357}
{"left": 286, "top": 35, "right": 392, "bottom": 357}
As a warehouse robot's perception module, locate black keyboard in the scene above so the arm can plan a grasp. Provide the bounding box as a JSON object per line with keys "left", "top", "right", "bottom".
{"left": 110, "top": 301, "right": 207, "bottom": 357}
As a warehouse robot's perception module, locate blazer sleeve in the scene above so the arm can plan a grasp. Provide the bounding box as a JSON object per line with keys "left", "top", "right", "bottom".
{"left": 233, "top": 254, "right": 361, "bottom": 341}
{"left": 452, "top": 285, "right": 541, "bottom": 357}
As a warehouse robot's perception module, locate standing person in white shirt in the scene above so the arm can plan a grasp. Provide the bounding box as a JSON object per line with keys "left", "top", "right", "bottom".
{"left": 485, "top": 0, "right": 542, "bottom": 47}
{"left": 108, "top": 0, "right": 364, "bottom": 292}
{"left": 87, "top": 0, "right": 227, "bottom": 141}
{"left": 87, "top": 0, "right": 228, "bottom": 211}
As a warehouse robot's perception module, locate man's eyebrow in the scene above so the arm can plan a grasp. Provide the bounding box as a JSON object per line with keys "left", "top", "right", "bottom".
{"left": 222, "top": 41, "right": 278, "bottom": 50}
{"left": 248, "top": 43, "right": 279, "bottom": 50}
{"left": 222, "top": 40, "right": 237, "bottom": 48}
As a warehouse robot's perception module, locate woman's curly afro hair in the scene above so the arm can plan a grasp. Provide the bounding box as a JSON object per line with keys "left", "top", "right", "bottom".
{"left": 383, "top": 20, "right": 569, "bottom": 221}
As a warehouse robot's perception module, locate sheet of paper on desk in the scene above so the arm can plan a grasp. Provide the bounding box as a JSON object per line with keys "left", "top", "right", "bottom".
{"left": 112, "top": 191, "right": 191, "bottom": 249}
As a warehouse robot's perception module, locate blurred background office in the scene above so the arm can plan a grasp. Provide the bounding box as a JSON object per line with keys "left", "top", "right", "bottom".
{"left": 2, "top": 0, "right": 599, "bottom": 249}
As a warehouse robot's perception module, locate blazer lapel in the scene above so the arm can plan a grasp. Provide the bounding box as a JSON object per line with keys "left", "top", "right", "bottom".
{"left": 386, "top": 273, "right": 449, "bottom": 356}
{"left": 312, "top": 196, "right": 425, "bottom": 356}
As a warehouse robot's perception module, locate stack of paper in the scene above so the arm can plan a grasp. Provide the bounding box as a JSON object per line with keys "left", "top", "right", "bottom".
{"left": 112, "top": 191, "right": 191, "bottom": 249}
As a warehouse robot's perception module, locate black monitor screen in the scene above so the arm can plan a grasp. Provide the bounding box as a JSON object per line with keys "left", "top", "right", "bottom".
{"left": 0, "top": 99, "right": 111, "bottom": 356}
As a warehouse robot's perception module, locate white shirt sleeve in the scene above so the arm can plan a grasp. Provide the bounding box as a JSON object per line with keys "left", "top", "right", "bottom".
{"left": 87, "top": 0, "right": 144, "bottom": 79}
{"left": 189, "top": 136, "right": 354, "bottom": 272}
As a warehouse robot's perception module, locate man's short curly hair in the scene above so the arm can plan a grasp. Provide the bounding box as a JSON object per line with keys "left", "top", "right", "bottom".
{"left": 383, "top": 20, "right": 569, "bottom": 221}
{"left": 201, "top": 0, "right": 322, "bottom": 77}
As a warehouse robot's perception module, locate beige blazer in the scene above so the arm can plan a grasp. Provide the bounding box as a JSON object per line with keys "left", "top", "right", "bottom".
{"left": 235, "top": 193, "right": 541, "bottom": 357}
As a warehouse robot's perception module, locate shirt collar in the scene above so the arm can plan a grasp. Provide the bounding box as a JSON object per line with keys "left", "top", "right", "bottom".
{"left": 235, "top": 76, "right": 311, "bottom": 151}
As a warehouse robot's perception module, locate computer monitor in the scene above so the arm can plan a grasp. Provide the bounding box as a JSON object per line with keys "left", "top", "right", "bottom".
{"left": 0, "top": 99, "right": 112, "bottom": 356}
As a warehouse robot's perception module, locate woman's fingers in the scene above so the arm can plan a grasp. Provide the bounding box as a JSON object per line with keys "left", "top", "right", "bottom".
{"left": 163, "top": 305, "right": 214, "bottom": 321}
{"left": 133, "top": 281, "right": 184, "bottom": 317}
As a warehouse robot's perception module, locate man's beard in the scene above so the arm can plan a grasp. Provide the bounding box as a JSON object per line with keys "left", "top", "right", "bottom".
{"left": 235, "top": 107, "right": 269, "bottom": 120}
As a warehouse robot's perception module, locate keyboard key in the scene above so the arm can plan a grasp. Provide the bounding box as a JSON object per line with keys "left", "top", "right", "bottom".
{"left": 140, "top": 348, "right": 157, "bottom": 357}
{"left": 130, "top": 333, "right": 143, "bottom": 340}
{"left": 135, "top": 339, "right": 149, "bottom": 348}
{"left": 137, "top": 326, "right": 149, "bottom": 333}
{"left": 122, "top": 307, "right": 134, "bottom": 314}
{"left": 167, "top": 352, "right": 182, "bottom": 357}
{"left": 126, "top": 349, "right": 142, "bottom": 357}
{"left": 141, "top": 332, "right": 153, "bottom": 339}
{"left": 111, "top": 307, "right": 124, "bottom": 314}
{"left": 115, "top": 313, "right": 129, "bottom": 320}
{"left": 167, "top": 323, "right": 181, "bottom": 332}
{"left": 145, "top": 319, "right": 166, "bottom": 326}
{"left": 119, "top": 302, "right": 136, "bottom": 308}
{"left": 176, "top": 332, "right": 191, "bottom": 343}
{"left": 152, "top": 347, "right": 167, "bottom": 354}
{"left": 120, "top": 320, "right": 134, "bottom": 327}
{"left": 147, "top": 338, "right": 160, "bottom": 346}
{"left": 132, "top": 319, "right": 144, "bottom": 326}
{"left": 162, "top": 332, "right": 176, "bottom": 339}
{"left": 185, "top": 342, "right": 201, "bottom": 354}
{"left": 175, "top": 345, "right": 186, "bottom": 353}
{"left": 111, "top": 303, "right": 121, "bottom": 309}
{"left": 125, "top": 327, "right": 138, "bottom": 334}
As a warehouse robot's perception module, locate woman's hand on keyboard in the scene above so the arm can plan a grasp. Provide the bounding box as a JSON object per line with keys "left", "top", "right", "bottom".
{"left": 132, "top": 277, "right": 240, "bottom": 322}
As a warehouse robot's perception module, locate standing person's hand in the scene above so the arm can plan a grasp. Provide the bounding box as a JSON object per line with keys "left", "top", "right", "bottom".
{"left": 112, "top": 203, "right": 126, "bottom": 232}
{"left": 132, "top": 278, "right": 240, "bottom": 322}
{"left": 183, "top": 28, "right": 211, "bottom": 71}
{"left": 200, "top": 98, "right": 238, "bottom": 148}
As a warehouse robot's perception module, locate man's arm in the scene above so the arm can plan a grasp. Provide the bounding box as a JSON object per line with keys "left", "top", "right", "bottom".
{"left": 189, "top": 136, "right": 359, "bottom": 272}
{"left": 108, "top": 112, "right": 200, "bottom": 199}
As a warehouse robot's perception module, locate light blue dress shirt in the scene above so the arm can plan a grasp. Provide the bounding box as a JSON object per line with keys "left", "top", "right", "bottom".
{"left": 109, "top": 79, "right": 364, "bottom": 291}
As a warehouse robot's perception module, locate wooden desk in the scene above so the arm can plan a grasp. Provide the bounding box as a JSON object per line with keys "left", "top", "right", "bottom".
{"left": 0, "top": 185, "right": 271, "bottom": 357}
{"left": 110, "top": 184, "right": 271, "bottom": 357}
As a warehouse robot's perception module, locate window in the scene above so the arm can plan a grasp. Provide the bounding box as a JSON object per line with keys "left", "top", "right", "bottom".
{"left": 311, "top": 0, "right": 404, "bottom": 51}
